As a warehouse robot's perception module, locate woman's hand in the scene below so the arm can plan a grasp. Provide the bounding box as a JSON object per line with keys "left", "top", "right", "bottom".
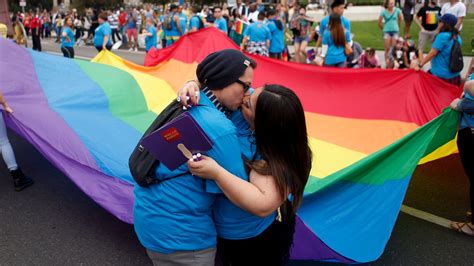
{"left": 177, "top": 80, "right": 200, "bottom": 108}
{"left": 187, "top": 155, "right": 222, "bottom": 180}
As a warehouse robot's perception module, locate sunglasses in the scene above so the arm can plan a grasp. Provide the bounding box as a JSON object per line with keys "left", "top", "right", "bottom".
{"left": 235, "top": 79, "right": 251, "bottom": 93}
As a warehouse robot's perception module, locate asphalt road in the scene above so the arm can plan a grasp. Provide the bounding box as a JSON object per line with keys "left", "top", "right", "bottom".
{"left": 1, "top": 38, "right": 473, "bottom": 265}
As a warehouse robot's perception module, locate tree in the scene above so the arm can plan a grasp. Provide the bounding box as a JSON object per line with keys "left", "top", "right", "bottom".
{"left": 9, "top": 0, "right": 53, "bottom": 13}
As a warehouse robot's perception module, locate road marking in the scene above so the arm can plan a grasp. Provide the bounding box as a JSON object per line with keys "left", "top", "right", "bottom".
{"left": 401, "top": 205, "right": 451, "bottom": 228}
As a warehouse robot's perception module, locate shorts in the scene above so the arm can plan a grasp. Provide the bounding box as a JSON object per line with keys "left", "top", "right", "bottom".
{"left": 126, "top": 28, "right": 137, "bottom": 40}
{"left": 383, "top": 31, "right": 399, "bottom": 39}
{"left": 324, "top": 61, "right": 347, "bottom": 68}
{"left": 147, "top": 248, "right": 216, "bottom": 266}
{"left": 294, "top": 36, "right": 310, "bottom": 44}
{"left": 403, "top": 13, "right": 413, "bottom": 23}
{"left": 418, "top": 30, "right": 437, "bottom": 51}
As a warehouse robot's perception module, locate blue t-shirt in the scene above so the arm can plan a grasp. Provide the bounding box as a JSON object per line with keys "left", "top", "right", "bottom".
{"left": 215, "top": 17, "right": 228, "bottom": 33}
{"left": 61, "top": 27, "right": 74, "bottom": 48}
{"left": 319, "top": 15, "right": 351, "bottom": 36}
{"left": 460, "top": 85, "right": 474, "bottom": 129}
{"left": 167, "top": 13, "right": 182, "bottom": 37}
{"left": 126, "top": 13, "right": 137, "bottom": 29}
{"left": 179, "top": 13, "right": 187, "bottom": 35}
{"left": 213, "top": 110, "right": 276, "bottom": 240}
{"left": 188, "top": 15, "right": 201, "bottom": 31}
{"left": 431, "top": 32, "right": 462, "bottom": 79}
{"left": 380, "top": 8, "right": 402, "bottom": 32}
{"left": 243, "top": 21, "right": 271, "bottom": 43}
{"left": 134, "top": 93, "right": 246, "bottom": 254}
{"left": 323, "top": 29, "right": 351, "bottom": 65}
{"left": 266, "top": 20, "right": 284, "bottom": 53}
{"left": 145, "top": 25, "right": 157, "bottom": 51}
{"left": 93, "top": 22, "right": 112, "bottom": 47}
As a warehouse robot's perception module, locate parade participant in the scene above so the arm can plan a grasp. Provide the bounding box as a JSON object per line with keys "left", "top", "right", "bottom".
{"left": 414, "top": 0, "right": 441, "bottom": 61}
{"left": 241, "top": 12, "right": 271, "bottom": 57}
{"left": 188, "top": 5, "right": 203, "bottom": 33}
{"left": 378, "top": 0, "right": 403, "bottom": 65}
{"left": 416, "top": 14, "right": 462, "bottom": 86}
{"left": 319, "top": 13, "right": 352, "bottom": 68}
{"left": 94, "top": 12, "right": 112, "bottom": 52}
{"left": 315, "top": 0, "right": 351, "bottom": 49}
{"left": 134, "top": 50, "right": 259, "bottom": 266}
{"left": 144, "top": 18, "right": 157, "bottom": 53}
{"left": 188, "top": 84, "right": 312, "bottom": 265}
{"left": 164, "top": 4, "right": 183, "bottom": 46}
{"left": 61, "top": 16, "right": 75, "bottom": 58}
{"left": 266, "top": 9, "right": 285, "bottom": 59}
{"left": 214, "top": 6, "right": 228, "bottom": 34}
{"left": 440, "top": 0, "right": 466, "bottom": 31}
{"left": 449, "top": 80, "right": 474, "bottom": 237}
{"left": 0, "top": 92, "right": 34, "bottom": 191}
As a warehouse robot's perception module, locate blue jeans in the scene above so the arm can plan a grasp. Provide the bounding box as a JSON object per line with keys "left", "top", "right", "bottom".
{"left": 0, "top": 112, "right": 18, "bottom": 170}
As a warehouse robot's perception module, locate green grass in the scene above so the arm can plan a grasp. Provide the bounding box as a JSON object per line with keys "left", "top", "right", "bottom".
{"left": 350, "top": 13, "right": 474, "bottom": 56}
{"left": 287, "top": 14, "right": 473, "bottom": 56}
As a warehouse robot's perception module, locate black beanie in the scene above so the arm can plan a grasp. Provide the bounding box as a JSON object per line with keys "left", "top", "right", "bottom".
{"left": 196, "top": 49, "right": 256, "bottom": 90}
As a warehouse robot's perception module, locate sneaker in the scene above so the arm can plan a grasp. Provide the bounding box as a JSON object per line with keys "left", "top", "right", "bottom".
{"left": 10, "top": 168, "right": 34, "bottom": 192}
{"left": 134, "top": 48, "right": 138, "bottom": 52}
{"left": 13, "top": 177, "right": 34, "bottom": 192}
{"left": 128, "top": 48, "right": 133, "bottom": 51}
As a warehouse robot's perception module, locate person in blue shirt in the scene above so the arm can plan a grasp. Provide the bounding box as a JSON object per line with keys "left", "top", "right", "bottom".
{"left": 188, "top": 5, "right": 203, "bottom": 33}
{"left": 319, "top": 13, "right": 352, "bottom": 67}
{"left": 178, "top": 6, "right": 188, "bottom": 35}
{"left": 165, "top": 4, "right": 183, "bottom": 46}
{"left": 241, "top": 12, "right": 271, "bottom": 57}
{"left": 144, "top": 18, "right": 157, "bottom": 53}
{"left": 60, "top": 16, "right": 75, "bottom": 58}
{"left": 158, "top": 13, "right": 167, "bottom": 48}
{"left": 266, "top": 9, "right": 285, "bottom": 59}
{"left": 315, "top": 0, "right": 351, "bottom": 49}
{"left": 94, "top": 12, "right": 113, "bottom": 52}
{"left": 213, "top": 6, "right": 228, "bottom": 34}
{"left": 134, "top": 49, "right": 259, "bottom": 265}
{"left": 187, "top": 84, "right": 312, "bottom": 265}
{"left": 450, "top": 80, "right": 474, "bottom": 237}
{"left": 416, "top": 13, "right": 462, "bottom": 86}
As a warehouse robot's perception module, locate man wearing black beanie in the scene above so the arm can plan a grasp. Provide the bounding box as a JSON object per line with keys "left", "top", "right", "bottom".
{"left": 134, "top": 49, "right": 257, "bottom": 265}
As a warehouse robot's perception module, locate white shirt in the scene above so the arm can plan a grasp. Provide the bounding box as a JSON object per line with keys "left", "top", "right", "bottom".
{"left": 247, "top": 10, "right": 259, "bottom": 23}
{"left": 441, "top": 1, "right": 466, "bottom": 30}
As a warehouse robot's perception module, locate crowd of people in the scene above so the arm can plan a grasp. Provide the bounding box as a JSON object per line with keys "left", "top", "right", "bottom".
{"left": 6, "top": 0, "right": 469, "bottom": 78}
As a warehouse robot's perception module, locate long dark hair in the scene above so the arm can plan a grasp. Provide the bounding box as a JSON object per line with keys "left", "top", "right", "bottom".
{"left": 329, "top": 13, "right": 346, "bottom": 47}
{"left": 250, "top": 84, "right": 312, "bottom": 214}
{"left": 439, "top": 21, "right": 459, "bottom": 37}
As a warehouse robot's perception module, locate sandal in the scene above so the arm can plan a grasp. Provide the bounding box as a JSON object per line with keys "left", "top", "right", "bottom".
{"left": 450, "top": 221, "right": 474, "bottom": 236}
{"left": 467, "top": 211, "right": 472, "bottom": 219}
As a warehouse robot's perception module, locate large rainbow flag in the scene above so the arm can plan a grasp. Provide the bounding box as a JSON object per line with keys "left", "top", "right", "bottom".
{"left": 0, "top": 28, "right": 462, "bottom": 263}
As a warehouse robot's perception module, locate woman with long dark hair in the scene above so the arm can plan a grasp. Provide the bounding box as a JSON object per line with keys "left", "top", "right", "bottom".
{"left": 416, "top": 13, "right": 462, "bottom": 86}
{"left": 188, "top": 84, "right": 312, "bottom": 265}
{"left": 318, "top": 13, "right": 352, "bottom": 67}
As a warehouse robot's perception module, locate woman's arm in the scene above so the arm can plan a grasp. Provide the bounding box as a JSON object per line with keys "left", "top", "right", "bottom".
{"left": 378, "top": 15, "right": 383, "bottom": 30}
{"left": 188, "top": 156, "right": 285, "bottom": 217}
{"left": 417, "top": 48, "right": 438, "bottom": 70}
{"left": 102, "top": 34, "right": 109, "bottom": 49}
{"left": 0, "top": 92, "right": 13, "bottom": 113}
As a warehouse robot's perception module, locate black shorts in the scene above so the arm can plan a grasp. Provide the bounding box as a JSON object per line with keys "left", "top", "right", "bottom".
{"left": 216, "top": 204, "right": 296, "bottom": 266}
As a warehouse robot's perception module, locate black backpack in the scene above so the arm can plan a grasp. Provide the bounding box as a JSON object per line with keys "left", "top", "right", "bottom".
{"left": 129, "top": 100, "right": 186, "bottom": 187}
{"left": 449, "top": 35, "right": 464, "bottom": 73}
{"left": 193, "top": 15, "right": 204, "bottom": 30}
{"left": 162, "top": 12, "right": 174, "bottom": 30}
